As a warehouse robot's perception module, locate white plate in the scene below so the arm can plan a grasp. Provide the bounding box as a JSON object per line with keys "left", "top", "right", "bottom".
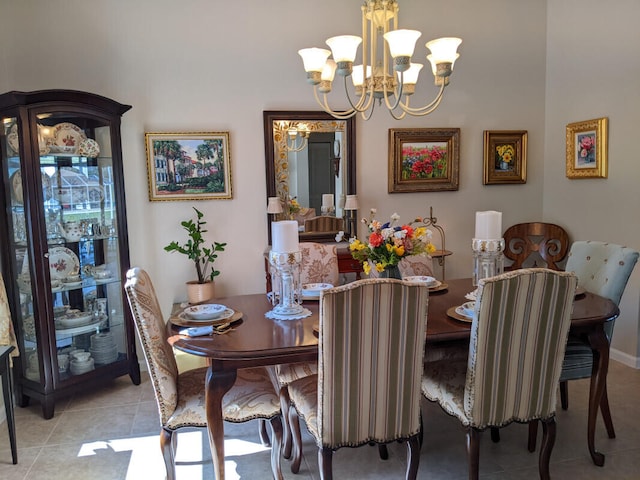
{"left": 465, "top": 289, "right": 478, "bottom": 302}
{"left": 403, "top": 275, "right": 438, "bottom": 287}
{"left": 302, "top": 283, "right": 333, "bottom": 296}
{"left": 48, "top": 247, "right": 80, "bottom": 279}
{"left": 460, "top": 301, "right": 476, "bottom": 317}
{"left": 9, "top": 170, "right": 52, "bottom": 205}
{"left": 178, "top": 307, "right": 235, "bottom": 324}
{"left": 183, "top": 303, "right": 227, "bottom": 320}
{"left": 52, "top": 122, "right": 87, "bottom": 153}
{"left": 455, "top": 306, "right": 473, "bottom": 319}
{"left": 57, "top": 311, "right": 94, "bottom": 328}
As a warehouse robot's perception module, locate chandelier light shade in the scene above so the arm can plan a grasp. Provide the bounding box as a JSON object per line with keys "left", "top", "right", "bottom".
{"left": 297, "top": 0, "right": 462, "bottom": 120}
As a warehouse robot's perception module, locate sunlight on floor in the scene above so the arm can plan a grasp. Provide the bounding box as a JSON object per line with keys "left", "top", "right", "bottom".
{"left": 76, "top": 430, "right": 270, "bottom": 480}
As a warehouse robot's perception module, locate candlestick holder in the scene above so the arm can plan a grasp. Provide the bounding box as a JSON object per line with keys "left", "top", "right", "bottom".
{"left": 266, "top": 250, "right": 311, "bottom": 320}
{"left": 472, "top": 238, "right": 505, "bottom": 286}
{"left": 321, "top": 205, "right": 335, "bottom": 216}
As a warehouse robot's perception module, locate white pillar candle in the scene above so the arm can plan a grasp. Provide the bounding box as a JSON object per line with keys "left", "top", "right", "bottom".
{"left": 475, "top": 211, "right": 502, "bottom": 240}
{"left": 272, "top": 220, "right": 299, "bottom": 253}
{"left": 322, "top": 193, "right": 334, "bottom": 208}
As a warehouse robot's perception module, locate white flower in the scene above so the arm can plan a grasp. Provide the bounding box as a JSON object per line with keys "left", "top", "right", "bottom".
{"left": 393, "top": 230, "right": 406, "bottom": 240}
{"left": 390, "top": 212, "right": 400, "bottom": 222}
{"left": 370, "top": 208, "right": 377, "bottom": 215}
{"left": 335, "top": 231, "right": 345, "bottom": 242}
{"left": 381, "top": 227, "right": 394, "bottom": 240}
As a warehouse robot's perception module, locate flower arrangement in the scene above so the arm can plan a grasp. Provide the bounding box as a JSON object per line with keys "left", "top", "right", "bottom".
{"left": 286, "top": 196, "right": 301, "bottom": 218}
{"left": 495, "top": 144, "right": 515, "bottom": 168}
{"left": 349, "top": 209, "right": 436, "bottom": 275}
{"left": 579, "top": 134, "right": 596, "bottom": 163}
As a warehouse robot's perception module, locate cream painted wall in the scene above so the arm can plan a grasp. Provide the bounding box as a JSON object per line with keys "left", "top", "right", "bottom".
{"left": 544, "top": 0, "right": 640, "bottom": 365}
{"left": 0, "top": 0, "right": 638, "bottom": 364}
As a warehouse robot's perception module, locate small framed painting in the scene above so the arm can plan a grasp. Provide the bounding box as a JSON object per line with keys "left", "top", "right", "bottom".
{"left": 145, "top": 132, "right": 232, "bottom": 201}
{"left": 483, "top": 130, "right": 527, "bottom": 185}
{"left": 388, "top": 128, "right": 460, "bottom": 193}
{"left": 565, "top": 117, "right": 608, "bottom": 179}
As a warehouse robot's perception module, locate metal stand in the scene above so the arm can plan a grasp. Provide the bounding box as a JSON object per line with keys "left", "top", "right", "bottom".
{"left": 421, "top": 206, "right": 452, "bottom": 281}
{"left": 266, "top": 250, "right": 311, "bottom": 320}
{"left": 472, "top": 238, "right": 505, "bottom": 286}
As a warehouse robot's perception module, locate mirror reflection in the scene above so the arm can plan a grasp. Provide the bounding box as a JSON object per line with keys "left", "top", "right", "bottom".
{"left": 264, "top": 111, "right": 356, "bottom": 243}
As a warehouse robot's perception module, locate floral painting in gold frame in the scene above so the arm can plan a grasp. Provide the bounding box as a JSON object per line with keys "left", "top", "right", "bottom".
{"left": 483, "top": 130, "right": 527, "bottom": 185}
{"left": 565, "top": 117, "right": 608, "bottom": 179}
{"left": 388, "top": 128, "right": 460, "bottom": 193}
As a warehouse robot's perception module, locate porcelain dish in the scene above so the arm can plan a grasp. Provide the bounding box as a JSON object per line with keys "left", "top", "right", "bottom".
{"left": 183, "top": 304, "right": 228, "bottom": 321}
{"left": 302, "top": 283, "right": 333, "bottom": 297}
{"left": 403, "top": 275, "right": 438, "bottom": 287}
{"left": 48, "top": 246, "right": 80, "bottom": 279}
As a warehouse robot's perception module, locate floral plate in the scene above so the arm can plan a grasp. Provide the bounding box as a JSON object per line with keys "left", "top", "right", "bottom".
{"left": 48, "top": 246, "right": 80, "bottom": 280}
{"left": 51, "top": 122, "right": 87, "bottom": 154}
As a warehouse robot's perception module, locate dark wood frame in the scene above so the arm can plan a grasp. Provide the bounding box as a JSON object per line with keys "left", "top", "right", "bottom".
{"left": 483, "top": 130, "right": 528, "bottom": 185}
{"left": 263, "top": 111, "right": 356, "bottom": 244}
{"left": 388, "top": 128, "right": 460, "bottom": 193}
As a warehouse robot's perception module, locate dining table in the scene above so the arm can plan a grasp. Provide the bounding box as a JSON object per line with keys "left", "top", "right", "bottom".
{"left": 168, "top": 277, "right": 619, "bottom": 479}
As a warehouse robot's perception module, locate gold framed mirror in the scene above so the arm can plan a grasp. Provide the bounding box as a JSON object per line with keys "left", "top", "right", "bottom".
{"left": 264, "top": 111, "right": 356, "bottom": 243}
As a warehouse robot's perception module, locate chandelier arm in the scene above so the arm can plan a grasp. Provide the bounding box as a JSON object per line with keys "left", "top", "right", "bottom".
{"left": 343, "top": 75, "right": 372, "bottom": 113}
{"left": 358, "top": 97, "right": 376, "bottom": 121}
{"left": 397, "top": 82, "right": 447, "bottom": 115}
{"left": 380, "top": 73, "right": 406, "bottom": 112}
{"left": 312, "top": 87, "right": 359, "bottom": 119}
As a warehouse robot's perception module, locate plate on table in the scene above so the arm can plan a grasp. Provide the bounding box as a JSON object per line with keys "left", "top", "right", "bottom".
{"left": 428, "top": 281, "right": 448, "bottom": 293}
{"left": 447, "top": 306, "right": 472, "bottom": 323}
{"left": 403, "top": 275, "right": 438, "bottom": 287}
{"left": 301, "top": 283, "right": 333, "bottom": 300}
{"left": 575, "top": 286, "right": 586, "bottom": 297}
{"left": 183, "top": 303, "right": 227, "bottom": 321}
{"left": 48, "top": 247, "right": 80, "bottom": 279}
{"left": 173, "top": 309, "right": 242, "bottom": 328}
{"left": 51, "top": 122, "right": 87, "bottom": 153}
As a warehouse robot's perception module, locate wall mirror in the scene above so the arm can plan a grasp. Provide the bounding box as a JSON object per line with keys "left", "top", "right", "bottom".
{"left": 264, "top": 110, "right": 356, "bottom": 243}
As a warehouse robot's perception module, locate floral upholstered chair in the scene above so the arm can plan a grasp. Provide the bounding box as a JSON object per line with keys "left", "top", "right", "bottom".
{"left": 422, "top": 269, "right": 577, "bottom": 480}
{"left": 284, "top": 279, "right": 429, "bottom": 478}
{"left": 268, "top": 241, "right": 339, "bottom": 458}
{"left": 367, "top": 253, "right": 434, "bottom": 279}
{"left": 529, "top": 241, "right": 639, "bottom": 459}
{"left": 124, "top": 268, "right": 283, "bottom": 480}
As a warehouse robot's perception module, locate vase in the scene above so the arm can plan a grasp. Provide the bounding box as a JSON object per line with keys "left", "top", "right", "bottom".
{"left": 380, "top": 265, "right": 402, "bottom": 280}
{"left": 186, "top": 280, "right": 216, "bottom": 304}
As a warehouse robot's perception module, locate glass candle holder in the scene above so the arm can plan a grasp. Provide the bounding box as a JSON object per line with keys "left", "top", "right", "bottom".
{"left": 472, "top": 238, "right": 505, "bottom": 286}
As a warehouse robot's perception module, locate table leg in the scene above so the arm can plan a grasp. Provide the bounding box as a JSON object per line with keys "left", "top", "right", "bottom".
{"left": 205, "top": 367, "right": 237, "bottom": 480}
{"left": 587, "top": 326, "right": 609, "bottom": 467}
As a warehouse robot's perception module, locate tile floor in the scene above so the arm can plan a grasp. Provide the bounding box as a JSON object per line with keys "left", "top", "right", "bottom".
{"left": 0, "top": 360, "right": 639, "bottom": 479}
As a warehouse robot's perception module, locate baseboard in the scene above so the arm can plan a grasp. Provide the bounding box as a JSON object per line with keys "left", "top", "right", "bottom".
{"left": 610, "top": 347, "right": 640, "bottom": 369}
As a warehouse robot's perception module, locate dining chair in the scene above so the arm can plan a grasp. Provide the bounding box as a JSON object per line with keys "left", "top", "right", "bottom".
{"left": 422, "top": 268, "right": 577, "bottom": 480}
{"left": 528, "top": 241, "right": 639, "bottom": 455}
{"left": 303, "top": 216, "right": 344, "bottom": 233}
{"left": 124, "top": 267, "right": 283, "bottom": 480}
{"left": 268, "top": 241, "right": 339, "bottom": 459}
{"left": 503, "top": 222, "right": 570, "bottom": 270}
{"left": 284, "top": 278, "right": 429, "bottom": 479}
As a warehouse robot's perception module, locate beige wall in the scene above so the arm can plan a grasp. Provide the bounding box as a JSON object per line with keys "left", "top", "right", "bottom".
{"left": 0, "top": 1, "right": 638, "bottom": 363}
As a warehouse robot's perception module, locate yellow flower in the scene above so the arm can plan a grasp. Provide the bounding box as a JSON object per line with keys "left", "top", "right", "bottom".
{"left": 375, "top": 263, "right": 385, "bottom": 272}
{"left": 394, "top": 245, "right": 405, "bottom": 256}
{"left": 363, "top": 262, "right": 371, "bottom": 275}
{"left": 427, "top": 243, "right": 437, "bottom": 254}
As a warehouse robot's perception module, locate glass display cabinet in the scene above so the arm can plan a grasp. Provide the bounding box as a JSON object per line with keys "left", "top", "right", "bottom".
{"left": 0, "top": 90, "right": 140, "bottom": 419}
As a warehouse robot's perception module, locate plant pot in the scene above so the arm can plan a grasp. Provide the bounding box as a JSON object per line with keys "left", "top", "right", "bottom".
{"left": 186, "top": 280, "right": 216, "bottom": 305}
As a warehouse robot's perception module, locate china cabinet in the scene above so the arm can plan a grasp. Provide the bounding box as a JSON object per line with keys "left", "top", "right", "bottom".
{"left": 0, "top": 90, "right": 140, "bottom": 419}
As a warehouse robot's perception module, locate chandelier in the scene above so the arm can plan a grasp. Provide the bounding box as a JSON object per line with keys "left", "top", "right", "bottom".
{"left": 298, "top": 0, "right": 462, "bottom": 120}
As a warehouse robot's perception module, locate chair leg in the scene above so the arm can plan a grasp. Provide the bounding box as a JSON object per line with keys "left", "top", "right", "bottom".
{"left": 560, "top": 381, "right": 568, "bottom": 410}
{"left": 406, "top": 434, "right": 421, "bottom": 480}
{"left": 600, "top": 384, "right": 616, "bottom": 438}
{"left": 268, "top": 416, "right": 284, "bottom": 480}
{"left": 259, "top": 419, "right": 271, "bottom": 447}
{"left": 319, "top": 447, "right": 333, "bottom": 480}
{"left": 378, "top": 444, "right": 389, "bottom": 460}
{"left": 160, "top": 427, "right": 176, "bottom": 480}
{"left": 279, "top": 386, "right": 293, "bottom": 459}
{"left": 466, "top": 428, "right": 480, "bottom": 480}
{"left": 539, "top": 418, "right": 556, "bottom": 480}
{"left": 490, "top": 427, "right": 500, "bottom": 443}
{"left": 419, "top": 411, "right": 424, "bottom": 447}
{"left": 288, "top": 406, "right": 303, "bottom": 474}
{"left": 528, "top": 420, "right": 538, "bottom": 453}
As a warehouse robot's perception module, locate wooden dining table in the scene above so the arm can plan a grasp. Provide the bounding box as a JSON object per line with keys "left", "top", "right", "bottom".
{"left": 168, "top": 277, "right": 619, "bottom": 479}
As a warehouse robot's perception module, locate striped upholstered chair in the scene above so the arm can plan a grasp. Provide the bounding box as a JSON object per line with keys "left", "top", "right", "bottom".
{"left": 422, "top": 269, "right": 577, "bottom": 480}
{"left": 284, "top": 279, "right": 429, "bottom": 479}
{"left": 529, "top": 241, "right": 639, "bottom": 456}
{"left": 124, "top": 268, "right": 283, "bottom": 480}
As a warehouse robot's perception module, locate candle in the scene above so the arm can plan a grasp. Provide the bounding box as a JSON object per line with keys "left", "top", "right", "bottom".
{"left": 475, "top": 211, "right": 502, "bottom": 240}
{"left": 322, "top": 193, "right": 334, "bottom": 208}
{"left": 272, "top": 220, "right": 299, "bottom": 253}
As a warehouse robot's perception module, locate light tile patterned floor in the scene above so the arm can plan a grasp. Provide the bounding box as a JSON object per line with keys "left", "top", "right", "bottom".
{"left": 0, "top": 360, "right": 639, "bottom": 479}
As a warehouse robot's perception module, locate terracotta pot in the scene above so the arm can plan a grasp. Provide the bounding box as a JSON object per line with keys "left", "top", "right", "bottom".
{"left": 186, "top": 280, "right": 216, "bottom": 305}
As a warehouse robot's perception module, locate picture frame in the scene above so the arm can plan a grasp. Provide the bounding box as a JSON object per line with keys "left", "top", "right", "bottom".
{"left": 388, "top": 128, "right": 460, "bottom": 193}
{"left": 145, "top": 132, "right": 232, "bottom": 201}
{"left": 565, "top": 117, "right": 608, "bottom": 179}
{"left": 483, "top": 130, "right": 528, "bottom": 185}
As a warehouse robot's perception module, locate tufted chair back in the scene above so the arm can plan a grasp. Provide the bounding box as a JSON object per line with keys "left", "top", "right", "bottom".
{"left": 125, "top": 267, "right": 179, "bottom": 425}
{"left": 299, "top": 242, "right": 340, "bottom": 286}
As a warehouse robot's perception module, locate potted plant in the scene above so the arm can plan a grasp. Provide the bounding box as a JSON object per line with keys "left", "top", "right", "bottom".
{"left": 164, "top": 207, "right": 226, "bottom": 304}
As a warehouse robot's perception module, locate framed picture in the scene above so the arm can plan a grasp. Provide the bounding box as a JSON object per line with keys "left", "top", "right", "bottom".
{"left": 388, "top": 128, "right": 460, "bottom": 193}
{"left": 565, "top": 117, "right": 608, "bottom": 179}
{"left": 483, "top": 130, "right": 528, "bottom": 185}
{"left": 145, "top": 132, "right": 232, "bottom": 201}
